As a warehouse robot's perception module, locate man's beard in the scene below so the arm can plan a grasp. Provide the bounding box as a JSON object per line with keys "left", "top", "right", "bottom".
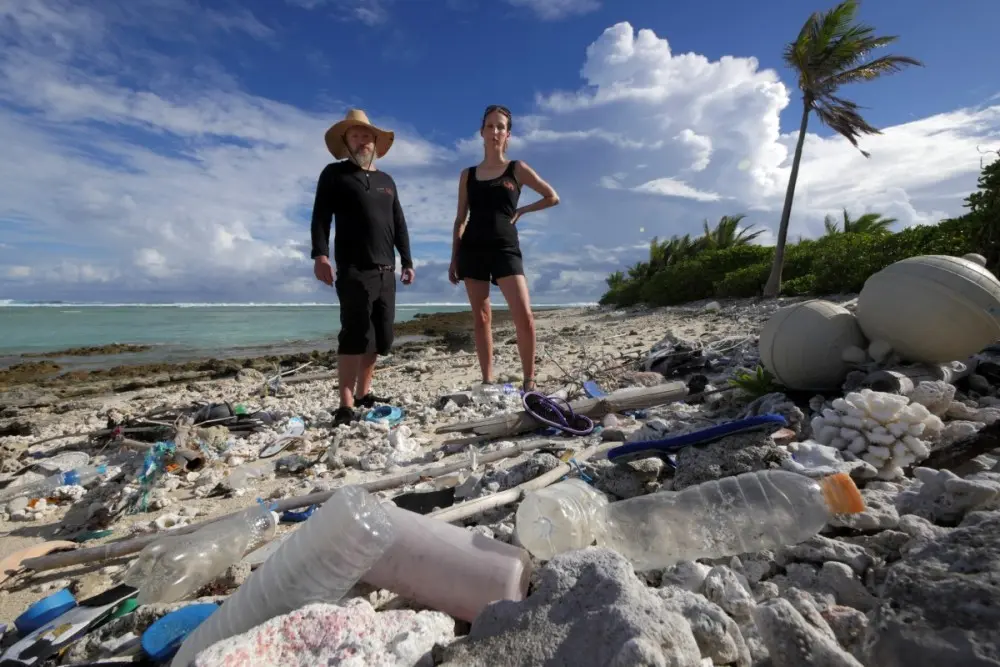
{"left": 352, "top": 146, "right": 375, "bottom": 168}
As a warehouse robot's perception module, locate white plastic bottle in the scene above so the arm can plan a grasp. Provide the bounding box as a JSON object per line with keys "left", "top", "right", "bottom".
{"left": 515, "top": 470, "right": 865, "bottom": 571}
{"left": 0, "top": 464, "right": 109, "bottom": 504}
{"left": 362, "top": 505, "right": 532, "bottom": 622}
{"left": 170, "top": 485, "right": 395, "bottom": 667}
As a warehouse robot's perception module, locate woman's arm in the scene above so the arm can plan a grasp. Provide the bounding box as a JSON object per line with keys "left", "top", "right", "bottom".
{"left": 513, "top": 161, "right": 559, "bottom": 222}
{"left": 451, "top": 168, "right": 470, "bottom": 260}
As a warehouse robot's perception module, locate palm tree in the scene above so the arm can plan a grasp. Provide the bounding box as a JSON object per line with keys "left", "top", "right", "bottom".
{"left": 606, "top": 270, "right": 626, "bottom": 289}
{"left": 822, "top": 209, "right": 897, "bottom": 235}
{"left": 701, "top": 214, "right": 765, "bottom": 249}
{"left": 762, "top": 0, "right": 922, "bottom": 297}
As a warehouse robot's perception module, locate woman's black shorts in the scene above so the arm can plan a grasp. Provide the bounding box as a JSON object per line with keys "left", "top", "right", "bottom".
{"left": 456, "top": 246, "right": 524, "bottom": 285}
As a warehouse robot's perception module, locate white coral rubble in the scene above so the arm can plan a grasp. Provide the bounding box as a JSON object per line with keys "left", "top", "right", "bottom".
{"left": 809, "top": 388, "right": 944, "bottom": 479}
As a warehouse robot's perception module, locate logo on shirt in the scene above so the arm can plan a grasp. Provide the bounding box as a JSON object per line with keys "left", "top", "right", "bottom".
{"left": 501, "top": 179, "right": 516, "bottom": 192}
{"left": 376, "top": 186, "right": 394, "bottom": 196}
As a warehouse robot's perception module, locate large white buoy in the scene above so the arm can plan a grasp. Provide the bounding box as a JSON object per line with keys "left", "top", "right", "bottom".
{"left": 759, "top": 300, "right": 868, "bottom": 391}
{"left": 856, "top": 255, "right": 1000, "bottom": 364}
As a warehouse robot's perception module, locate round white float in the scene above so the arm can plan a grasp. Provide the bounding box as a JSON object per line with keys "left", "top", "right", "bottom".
{"left": 856, "top": 254, "right": 1000, "bottom": 364}
{"left": 759, "top": 299, "right": 868, "bottom": 390}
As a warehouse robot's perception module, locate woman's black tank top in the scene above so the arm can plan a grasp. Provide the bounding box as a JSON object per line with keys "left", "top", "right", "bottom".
{"left": 462, "top": 160, "right": 522, "bottom": 250}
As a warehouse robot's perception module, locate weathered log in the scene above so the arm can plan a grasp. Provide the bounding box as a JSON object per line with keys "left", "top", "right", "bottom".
{"left": 434, "top": 382, "right": 689, "bottom": 437}
{"left": 862, "top": 359, "right": 978, "bottom": 395}
{"left": 919, "top": 421, "right": 1000, "bottom": 472}
{"left": 428, "top": 442, "right": 609, "bottom": 522}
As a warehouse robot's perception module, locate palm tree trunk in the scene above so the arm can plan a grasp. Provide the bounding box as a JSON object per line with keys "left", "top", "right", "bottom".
{"left": 763, "top": 100, "right": 811, "bottom": 298}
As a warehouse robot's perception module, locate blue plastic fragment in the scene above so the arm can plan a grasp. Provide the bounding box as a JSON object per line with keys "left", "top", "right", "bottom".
{"left": 14, "top": 588, "right": 77, "bottom": 635}
{"left": 141, "top": 602, "right": 219, "bottom": 662}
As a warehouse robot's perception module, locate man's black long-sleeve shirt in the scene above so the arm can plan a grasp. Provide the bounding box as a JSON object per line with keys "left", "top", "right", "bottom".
{"left": 309, "top": 161, "right": 413, "bottom": 270}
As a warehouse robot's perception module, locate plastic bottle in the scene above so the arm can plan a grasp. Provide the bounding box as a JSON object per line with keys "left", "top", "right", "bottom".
{"left": 169, "top": 485, "right": 395, "bottom": 667}
{"left": 123, "top": 503, "right": 276, "bottom": 605}
{"left": 0, "top": 464, "right": 109, "bottom": 505}
{"left": 514, "top": 470, "right": 865, "bottom": 572}
{"left": 471, "top": 383, "right": 517, "bottom": 404}
{"left": 362, "top": 504, "right": 532, "bottom": 622}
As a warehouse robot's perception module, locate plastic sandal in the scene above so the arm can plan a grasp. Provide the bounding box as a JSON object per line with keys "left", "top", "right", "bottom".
{"left": 522, "top": 391, "right": 595, "bottom": 436}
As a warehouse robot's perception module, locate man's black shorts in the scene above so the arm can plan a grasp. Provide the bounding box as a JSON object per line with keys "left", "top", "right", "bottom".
{"left": 335, "top": 264, "right": 395, "bottom": 355}
{"left": 456, "top": 246, "right": 524, "bottom": 285}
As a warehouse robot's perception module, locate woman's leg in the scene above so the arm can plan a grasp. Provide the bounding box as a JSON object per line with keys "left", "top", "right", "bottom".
{"left": 464, "top": 278, "right": 494, "bottom": 383}
{"left": 496, "top": 274, "right": 536, "bottom": 389}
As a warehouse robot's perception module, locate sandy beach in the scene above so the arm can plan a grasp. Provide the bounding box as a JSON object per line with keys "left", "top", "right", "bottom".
{"left": 0, "top": 303, "right": 755, "bottom": 613}
{"left": 1, "top": 296, "right": 998, "bottom": 665}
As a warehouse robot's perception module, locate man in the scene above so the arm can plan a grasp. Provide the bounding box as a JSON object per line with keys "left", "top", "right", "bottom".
{"left": 310, "top": 109, "right": 416, "bottom": 426}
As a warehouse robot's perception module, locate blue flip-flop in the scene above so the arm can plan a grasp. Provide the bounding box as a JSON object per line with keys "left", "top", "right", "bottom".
{"left": 607, "top": 414, "right": 789, "bottom": 464}
{"left": 364, "top": 405, "right": 405, "bottom": 426}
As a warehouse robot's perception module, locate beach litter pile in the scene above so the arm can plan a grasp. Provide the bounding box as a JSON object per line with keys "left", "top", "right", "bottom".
{"left": 1, "top": 253, "right": 999, "bottom": 666}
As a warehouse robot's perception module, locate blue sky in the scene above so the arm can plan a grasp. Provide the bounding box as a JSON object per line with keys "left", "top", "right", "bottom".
{"left": 1, "top": 0, "right": 998, "bottom": 304}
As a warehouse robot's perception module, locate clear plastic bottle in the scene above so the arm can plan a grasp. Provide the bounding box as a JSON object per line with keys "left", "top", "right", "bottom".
{"left": 123, "top": 503, "right": 276, "bottom": 605}
{"left": 169, "top": 485, "right": 395, "bottom": 667}
{"left": 515, "top": 470, "right": 865, "bottom": 571}
{"left": 0, "top": 464, "right": 109, "bottom": 505}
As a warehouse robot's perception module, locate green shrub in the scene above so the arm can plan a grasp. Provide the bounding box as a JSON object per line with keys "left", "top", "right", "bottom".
{"left": 599, "top": 280, "right": 644, "bottom": 307}
{"left": 781, "top": 274, "right": 816, "bottom": 296}
{"left": 639, "top": 258, "right": 715, "bottom": 306}
{"left": 714, "top": 263, "right": 769, "bottom": 298}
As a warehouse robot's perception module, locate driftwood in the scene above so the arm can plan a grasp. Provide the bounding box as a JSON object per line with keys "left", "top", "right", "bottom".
{"left": 919, "top": 420, "right": 1000, "bottom": 472}
{"left": 20, "top": 438, "right": 567, "bottom": 574}
{"left": 862, "top": 359, "right": 978, "bottom": 395}
{"left": 435, "top": 382, "right": 689, "bottom": 437}
{"left": 428, "top": 442, "right": 609, "bottom": 523}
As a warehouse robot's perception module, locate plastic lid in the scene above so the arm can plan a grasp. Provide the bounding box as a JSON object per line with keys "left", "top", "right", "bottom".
{"left": 14, "top": 588, "right": 78, "bottom": 634}
{"left": 141, "top": 603, "right": 219, "bottom": 662}
{"left": 819, "top": 472, "right": 866, "bottom": 514}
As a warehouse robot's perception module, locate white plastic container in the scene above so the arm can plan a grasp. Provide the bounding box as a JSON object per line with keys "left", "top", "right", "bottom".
{"left": 515, "top": 470, "right": 865, "bottom": 571}
{"left": 170, "top": 485, "right": 395, "bottom": 667}
{"left": 362, "top": 505, "right": 532, "bottom": 622}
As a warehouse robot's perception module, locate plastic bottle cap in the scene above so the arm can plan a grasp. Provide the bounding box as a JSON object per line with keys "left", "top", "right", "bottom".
{"left": 819, "top": 472, "right": 866, "bottom": 514}
{"left": 14, "top": 588, "right": 78, "bottom": 634}
{"left": 141, "top": 603, "right": 219, "bottom": 662}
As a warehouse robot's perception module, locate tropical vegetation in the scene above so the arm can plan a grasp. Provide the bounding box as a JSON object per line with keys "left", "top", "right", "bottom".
{"left": 599, "top": 154, "right": 999, "bottom": 307}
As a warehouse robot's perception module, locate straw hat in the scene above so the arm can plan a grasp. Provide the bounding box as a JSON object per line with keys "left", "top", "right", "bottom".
{"left": 324, "top": 109, "right": 394, "bottom": 160}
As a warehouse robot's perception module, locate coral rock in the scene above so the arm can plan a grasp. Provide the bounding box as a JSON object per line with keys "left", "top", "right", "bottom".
{"left": 809, "top": 389, "right": 943, "bottom": 479}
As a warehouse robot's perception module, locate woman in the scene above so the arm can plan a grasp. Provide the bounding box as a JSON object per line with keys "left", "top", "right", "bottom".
{"left": 449, "top": 104, "right": 560, "bottom": 391}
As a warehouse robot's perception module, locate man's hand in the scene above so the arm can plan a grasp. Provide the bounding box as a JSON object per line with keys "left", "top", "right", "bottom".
{"left": 401, "top": 267, "right": 415, "bottom": 285}
{"left": 314, "top": 256, "right": 334, "bottom": 286}
{"left": 448, "top": 259, "right": 460, "bottom": 285}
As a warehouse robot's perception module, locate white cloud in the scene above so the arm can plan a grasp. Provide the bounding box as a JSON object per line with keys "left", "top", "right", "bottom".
{"left": 631, "top": 177, "right": 723, "bottom": 202}
{"left": 284, "top": 0, "right": 390, "bottom": 25}
{"left": 504, "top": 0, "right": 600, "bottom": 20}
{"left": 1, "top": 9, "right": 996, "bottom": 305}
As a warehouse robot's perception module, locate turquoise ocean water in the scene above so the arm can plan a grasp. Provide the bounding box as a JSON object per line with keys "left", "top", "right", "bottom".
{"left": 0, "top": 302, "right": 593, "bottom": 372}
{"left": 0, "top": 303, "right": 478, "bottom": 372}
